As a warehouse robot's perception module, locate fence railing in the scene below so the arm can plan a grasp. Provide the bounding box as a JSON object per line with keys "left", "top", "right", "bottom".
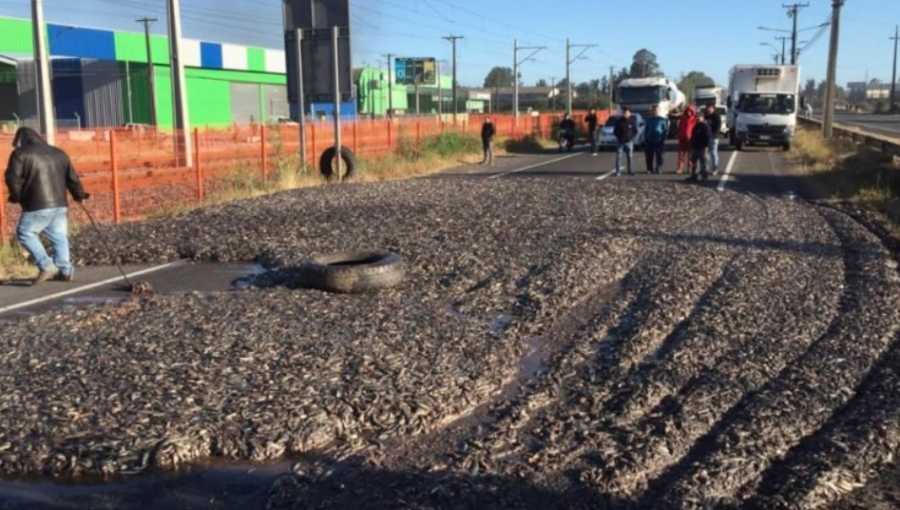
{"left": 799, "top": 117, "right": 900, "bottom": 158}
{"left": 0, "top": 111, "right": 603, "bottom": 243}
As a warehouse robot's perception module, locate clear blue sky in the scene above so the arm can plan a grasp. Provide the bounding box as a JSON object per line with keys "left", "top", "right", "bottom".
{"left": 1, "top": 0, "right": 896, "bottom": 88}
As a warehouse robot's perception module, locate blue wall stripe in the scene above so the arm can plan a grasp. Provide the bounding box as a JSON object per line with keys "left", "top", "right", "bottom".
{"left": 200, "top": 42, "right": 223, "bottom": 69}
{"left": 51, "top": 59, "right": 86, "bottom": 121}
{"left": 48, "top": 24, "right": 116, "bottom": 60}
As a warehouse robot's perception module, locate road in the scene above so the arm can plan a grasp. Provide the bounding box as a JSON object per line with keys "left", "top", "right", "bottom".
{"left": 832, "top": 111, "right": 900, "bottom": 139}
{"left": 1, "top": 139, "right": 899, "bottom": 510}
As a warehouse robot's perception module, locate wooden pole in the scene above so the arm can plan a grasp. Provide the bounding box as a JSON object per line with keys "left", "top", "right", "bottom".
{"left": 110, "top": 131, "right": 121, "bottom": 224}
{"left": 194, "top": 128, "right": 203, "bottom": 202}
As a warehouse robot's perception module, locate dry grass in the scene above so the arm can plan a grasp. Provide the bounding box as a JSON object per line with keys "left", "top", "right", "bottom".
{"left": 794, "top": 127, "right": 900, "bottom": 224}
{"left": 0, "top": 242, "right": 37, "bottom": 282}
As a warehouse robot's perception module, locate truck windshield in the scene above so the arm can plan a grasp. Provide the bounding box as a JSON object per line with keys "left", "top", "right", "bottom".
{"left": 618, "top": 86, "right": 666, "bottom": 105}
{"left": 738, "top": 94, "right": 795, "bottom": 115}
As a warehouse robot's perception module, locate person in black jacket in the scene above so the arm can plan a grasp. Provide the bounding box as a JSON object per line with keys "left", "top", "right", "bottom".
{"left": 481, "top": 117, "right": 496, "bottom": 165}
{"left": 687, "top": 113, "right": 713, "bottom": 182}
{"left": 558, "top": 113, "right": 576, "bottom": 152}
{"left": 705, "top": 103, "right": 723, "bottom": 175}
{"left": 614, "top": 108, "right": 639, "bottom": 177}
{"left": 585, "top": 108, "right": 600, "bottom": 156}
{"left": 5, "top": 127, "right": 89, "bottom": 285}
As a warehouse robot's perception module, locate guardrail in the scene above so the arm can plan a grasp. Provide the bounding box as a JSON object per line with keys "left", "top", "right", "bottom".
{"left": 798, "top": 117, "right": 900, "bottom": 158}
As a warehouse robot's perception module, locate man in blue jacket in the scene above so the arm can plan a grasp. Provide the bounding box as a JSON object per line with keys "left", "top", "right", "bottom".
{"left": 644, "top": 104, "right": 668, "bottom": 174}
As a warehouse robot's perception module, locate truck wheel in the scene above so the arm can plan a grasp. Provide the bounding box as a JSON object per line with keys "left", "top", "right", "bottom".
{"left": 783, "top": 142, "right": 791, "bottom": 152}
{"left": 729, "top": 131, "right": 736, "bottom": 147}
{"left": 735, "top": 140, "right": 744, "bottom": 151}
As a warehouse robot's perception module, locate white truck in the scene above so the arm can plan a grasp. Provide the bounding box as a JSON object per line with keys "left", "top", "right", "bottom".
{"left": 727, "top": 65, "right": 801, "bottom": 151}
{"left": 615, "top": 77, "right": 686, "bottom": 136}
{"left": 694, "top": 85, "right": 724, "bottom": 109}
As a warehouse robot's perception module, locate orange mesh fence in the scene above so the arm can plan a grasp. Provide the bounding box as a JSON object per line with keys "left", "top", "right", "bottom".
{"left": 0, "top": 113, "right": 601, "bottom": 241}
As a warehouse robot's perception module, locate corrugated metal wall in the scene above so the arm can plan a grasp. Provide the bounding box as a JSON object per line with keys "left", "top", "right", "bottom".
{"left": 81, "top": 60, "right": 125, "bottom": 127}
{"left": 264, "top": 85, "right": 288, "bottom": 120}
{"left": 230, "top": 83, "right": 258, "bottom": 124}
{"left": 15, "top": 61, "right": 38, "bottom": 123}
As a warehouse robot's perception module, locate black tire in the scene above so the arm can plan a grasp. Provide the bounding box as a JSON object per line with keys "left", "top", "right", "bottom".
{"left": 735, "top": 140, "right": 744, "bottom": 151}
{"left": 319, "top": 146, "right": 358, "bottom": 181}
{"left": 783, "top": 142, "right": 791, "bottom": 152}
{"left": 297, "top": 251, "right": 405, "bottom": 294}
{"left": 729, "top": 131, "right": 736, "bottom": 147}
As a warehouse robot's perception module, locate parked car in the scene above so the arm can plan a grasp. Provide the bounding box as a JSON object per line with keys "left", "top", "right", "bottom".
{"left": 598, "top": 113, "right": 645, "bottom": 150}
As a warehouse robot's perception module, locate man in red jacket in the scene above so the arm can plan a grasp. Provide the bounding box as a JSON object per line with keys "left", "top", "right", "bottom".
{"left": 677, "top": 105, "right": 698, "bottom": 174}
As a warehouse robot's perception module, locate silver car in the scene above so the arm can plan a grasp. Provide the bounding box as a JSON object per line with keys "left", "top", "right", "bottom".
{"left": 598, "top": 113, "right": 646, "bottom": 150}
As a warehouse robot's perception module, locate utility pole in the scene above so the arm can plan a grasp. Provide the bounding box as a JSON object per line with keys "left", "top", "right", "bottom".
{"left": 823, "top": 0, "right": 844, "bottom": 139}
{"left": 891, "top": 25, "right": 899, "bottom": 113}
{"left": 776, "top": 36, "right": 790, "bottom": 65}
{"left": 514, "top": 39, "right": 546, "bottom": 126}
{"left": 437, "top": 61, "right": 443, "bottom": 117}
{"left": 566, "top": 39, "right": 597, "bottom": 113}
{"left": 332, "top": 26, "right": 343, "bottom": 183}
{"left": 609, "top": 66, "right": 615, "bottom": 116}
{"left": 443, "top": 36, "right": 463, "bottom": 124}
{"left": 382, "top": 53, "right": 394, "bottom": 117}
{"left": 136, "top": 17, "right": 158, "bottom": 126}
{"left": 550, "top": 76, "right": 557, "bottom": 111}
{"left": 166, "top": 0, "right": 192, "bottom": 166}
{"left": 31, "top": 0, "right": 55, "bottom": 145}
{"left": 784, "top": 3, "right": 810, "bottom": 65}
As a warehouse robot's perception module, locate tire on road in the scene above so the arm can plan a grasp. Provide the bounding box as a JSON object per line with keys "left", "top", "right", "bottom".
{"left": 735, "top": 140, "right": 744, "bottom": 151}
{"left": 297, "top": 251, "right": 405, "bottom": 294}
{"left": 319, "top": 146, "right": 358, "bottom": 181}
{"left": 783, "top": 142, "right": 791, "bottom": 152}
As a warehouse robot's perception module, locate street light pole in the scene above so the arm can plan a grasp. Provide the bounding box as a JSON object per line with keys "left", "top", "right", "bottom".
{"left": 443, "top": 36, "right": 464, "bottom": 124}
{"left": 31, "top": 0, "right": 55, "bottom": 145}
{"left": 514, "top": 39, "right": 546, "bottom": 126}
{"left": 784, "top": 2, "right": 810, "bottom": 65}
{"left": 566, "top": 39, "right": 597, "bottom": 113}
{"left": 382, "top": 53, "right": 394, "bottom": 117}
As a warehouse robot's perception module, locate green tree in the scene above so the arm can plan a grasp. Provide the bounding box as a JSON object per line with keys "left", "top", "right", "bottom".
{"left": 535, "top": 78, "right": 549, "bottom": 87}
{"left": 629, "top": 49, "right": 664, "bottom": 78}
{"left": 484, "top": 67, "right": 515, "bottom": 88}
{"left": 678, "top": 71, "right": 715, "bottom": 103}
{"left": 803, "top": 78, "right": 817, "bottom": 104}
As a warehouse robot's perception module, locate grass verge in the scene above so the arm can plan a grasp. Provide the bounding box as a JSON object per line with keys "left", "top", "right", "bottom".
{"left": 793, "top": 127, "right": 900, "bottom": 224}
{"left": 0, "top": 241, "right": 36, "bottom": 281}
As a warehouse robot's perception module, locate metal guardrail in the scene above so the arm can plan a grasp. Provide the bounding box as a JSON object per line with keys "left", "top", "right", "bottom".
{"left": 799, "top": 117, "right": 900, "bottom": 158}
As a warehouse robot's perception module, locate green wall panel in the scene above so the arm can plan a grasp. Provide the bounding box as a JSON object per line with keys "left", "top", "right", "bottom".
{"left": 187, "top": 77, "right": 232, "bottom": 127}
{"left": 154, "top": 66, "right": 174, "bottom": 129}
{"left": 114, "top": 31, "right": 170, "bottom": 64}
{"left": 247, "top": 48, "right": 266, "bottom": 72}
{"left": 0, "top": 17, "right": 34, "bottom": 54}
{"left": 186, "top": 67, "right": 285, "bottom": 85}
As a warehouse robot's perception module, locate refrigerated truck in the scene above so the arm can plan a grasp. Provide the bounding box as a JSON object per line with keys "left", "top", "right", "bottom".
{"left": 727, "top": 65, "right": 801, "bottom": 151}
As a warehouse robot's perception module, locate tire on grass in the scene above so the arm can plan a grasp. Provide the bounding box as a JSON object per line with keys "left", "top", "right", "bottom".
{"left": 297, "top": 251, "right": 405, "bottom": 294}
{"left": 319, "top": 146, "right": 358, "bottom": 181}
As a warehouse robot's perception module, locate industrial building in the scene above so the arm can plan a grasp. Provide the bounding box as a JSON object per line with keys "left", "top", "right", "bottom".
{"left": 0, "top": 15, "right": 290, "bottom": 129}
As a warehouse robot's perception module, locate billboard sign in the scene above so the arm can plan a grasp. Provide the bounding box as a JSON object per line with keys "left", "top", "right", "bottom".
{"left": 394, "top": 58, "right": 437, "bottom": 86}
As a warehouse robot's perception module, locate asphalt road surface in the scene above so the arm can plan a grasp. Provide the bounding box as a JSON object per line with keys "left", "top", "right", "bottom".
{"left": 2, "top": 139, "right": 899, "bottom": 510}
{"left": 832, "top": 111, "right": 900, "bottom": 139}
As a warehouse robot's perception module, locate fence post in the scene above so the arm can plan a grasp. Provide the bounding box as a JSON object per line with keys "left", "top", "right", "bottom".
{"left": 261, "top": 125, "right": 268, "bottom": 184}
{"left": 388, "top": 120, "right": 393, "bottom": 150}
{"left": 0, "top": 185, "right": 7, "bottom": 244}
{"left": 310, "top": 124, "right": 317, "bottom": 167}
{"left": 194, "top": 128, "right": 204, "bottom": 203}
{"left": 110, "top": 130, "right": 121, "bottom": 224}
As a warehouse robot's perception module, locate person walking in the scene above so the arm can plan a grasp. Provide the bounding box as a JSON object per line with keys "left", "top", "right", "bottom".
{"left": 585, "top": 108, "right": 600, "bottom": 156}
{"left": 614, "top": 107, "right": 639, "bottom": 177}
{"left": 644, "top": 104, "right": 669, "bottom": 174}
{"left": 677, "top": 105, "right": 698, "bottom": 174}
{"left": 4, "top": 127, "right": 89, "bottom": 285}
{"left": 704, "top": 103, "right": 722, "bottom": 175}
{"left": 687, "top": 113, "right": 713, "bottom": 182}
{"left": 480, "top": 116, "right": 496, "bottom": 166}
{"left": 558, "top": 113, "right": 576, "bottom": 153}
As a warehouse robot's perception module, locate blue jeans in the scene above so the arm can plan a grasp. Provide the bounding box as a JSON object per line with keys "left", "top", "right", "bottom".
{"left": 709, "top": 138, "right": 720, "bottom": 170}
{"left": 17, "top": 207, "right": 72, "bottom": 275}
{"left": 645, "top": 140, "right": 665, "bottom": 172}
{"left": 616, "top": 141, "right": 634, "bottom": 175}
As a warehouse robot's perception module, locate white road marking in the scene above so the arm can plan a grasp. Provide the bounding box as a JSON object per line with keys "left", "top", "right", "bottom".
{"left": 0, "top": 261, "right": 184, "bottom": 315}
{"left": 596, "top": 169, "right": 617, "bottom": 181}
{"left": 487, "top": 153, "right": 583, "bottom": 179}
{"left": 717, "top": 151, "right": 739, "bottom": 192}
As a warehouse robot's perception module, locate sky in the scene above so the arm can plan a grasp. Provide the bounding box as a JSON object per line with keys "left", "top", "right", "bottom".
{"left": 0, "top": 0, "right": 897, "bottom": 89}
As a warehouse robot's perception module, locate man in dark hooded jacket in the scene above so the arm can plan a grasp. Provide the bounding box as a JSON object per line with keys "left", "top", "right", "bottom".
{"left": 5, "top": 127, "right": 89, "bottom": 285}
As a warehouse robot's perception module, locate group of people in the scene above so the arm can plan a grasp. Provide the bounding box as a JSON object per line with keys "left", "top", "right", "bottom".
{"left": 599, "top": 103, "right": 723, "bottom": 181}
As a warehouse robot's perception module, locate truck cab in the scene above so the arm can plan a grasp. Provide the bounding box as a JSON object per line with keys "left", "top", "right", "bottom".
{"left": 728, "top": 65, "right": 800, "bottom": 152}
{"left": 615, "top": 77, "right": 686, "bottom": 137}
